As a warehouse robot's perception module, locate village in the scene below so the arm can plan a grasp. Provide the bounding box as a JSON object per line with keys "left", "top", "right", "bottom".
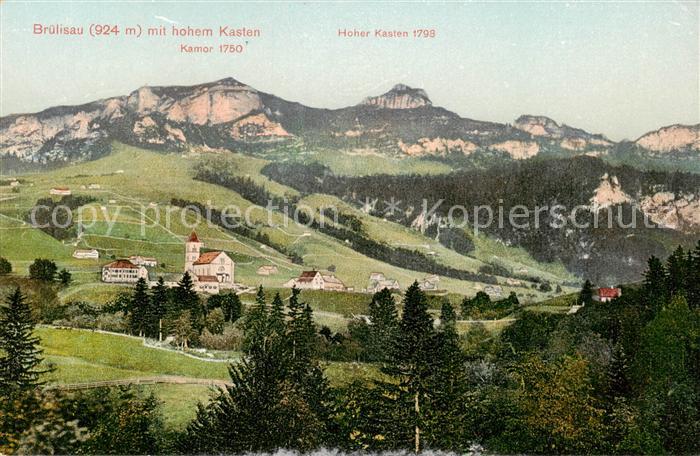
{"left": 74, "top": 229, "right": 500, "bottom": 297}
{"left": 81, "top": 229, "right": 623, "bottom": 302}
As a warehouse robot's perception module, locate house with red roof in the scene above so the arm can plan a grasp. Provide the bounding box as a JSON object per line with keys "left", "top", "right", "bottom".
{"left": 184, "top": 231, "right": 234, "bottom": 294}
{"left": 596, "top": 287, "right": 622, "bottom": 302}
{"left": 285, "top": 270, "right": 347, "bottom": 291}
{"left": 102, "top": 259, "right": 149, "bottom": 283}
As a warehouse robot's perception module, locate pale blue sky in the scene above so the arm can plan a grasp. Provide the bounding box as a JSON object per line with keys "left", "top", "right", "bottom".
{"left": 1, "top": 1, "right": 698, "bottom": 140}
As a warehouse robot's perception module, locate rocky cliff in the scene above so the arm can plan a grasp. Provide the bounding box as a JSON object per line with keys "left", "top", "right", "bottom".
{"left": 1, "top": 77, "right": 698, "bottom": 166}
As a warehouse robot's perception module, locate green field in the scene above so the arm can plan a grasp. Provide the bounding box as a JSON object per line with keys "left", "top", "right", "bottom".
{"left": 0, "top": 143, "right": 578, "bottom": 310}
{"left": 35, "top": 326, "right": 383, "bottom": 429}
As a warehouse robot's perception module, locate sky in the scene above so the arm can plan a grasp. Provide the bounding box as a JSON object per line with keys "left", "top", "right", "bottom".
{"left": 1, "top": 0, "right": 698, "bottom": 141}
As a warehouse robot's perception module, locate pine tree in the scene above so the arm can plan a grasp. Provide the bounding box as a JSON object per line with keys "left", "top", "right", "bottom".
{"left": 173, "top": 272, "right": 199, "bottom": 313}
{"left": 578, "top": 279, "right": 594, "bottom": 305}
{"left": 367, "top": 288, "right": 399, "bottom": 362}
{"left": 666, "top": 245, "right": 688, "bottom": 297}
{"left": 150, "top": 277, "right": 168, "bottom": 341}
{"left": 643, "top": 256, "right": 668, "bottom": 316}
{"left": 243, "top": 285, "right": 269, "bottom": 353}
{"left": 269, "top": 292, "right": 285, "bottom": 334}
{"left": 179, "top": 285, "right": 331, "bottom": 453}
{"left": 383, "top": 281, "right": 438, "bottom": 452}
{"left": 688, "top": 241, "right": 700, "bottom": 310}
{"left": 173, "top": 272, "right": 202, "bottom": 330}
{"left": 0, "top": 288, "right": 48, "bottom": 392}
{"left": 129, "top": 278, "right": 150, "bottom": 337}
{"left": 426, "top": 299, "right": 470, "bottom": 450}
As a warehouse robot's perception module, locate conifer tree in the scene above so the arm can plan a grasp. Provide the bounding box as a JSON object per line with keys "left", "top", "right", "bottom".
{"left": 367, "top": 288, "right": 399, "bottom": 362}
{"left": 129, "top": 278, "right": 150, "bottom": 337}
{"left": 643, "top": 256, "right": 668, "bottom": 315}
{"left": 425, "top": 299, "right": 470, "bottom": 450}
{"left": 688, "top": 241, "right": 700, "bottom": 309}
{"left": 179, "top": 285, "right": 332, "bottom": 453}
{"left": 150, "top": 277, "right": 168, "bottom": 340}
{"left": 243, "top": 285, "right": 269, "bottom": 353}
{"left": 384, "top": 281, "right": 438, "bottom": 452}
{"left": 578, "top": 279, "right": 594, "bottom": 305}
{"left": 0, "top": 288, "right": 48, "bottom": 392}
{"left": 666, "top": 245, "right": 688, "bottom": 297}
{"left": 173, "top": 272, "right": 202, "bottom": 330}
{"left": 269, "top": 292, "right": 285, "bottom": 334}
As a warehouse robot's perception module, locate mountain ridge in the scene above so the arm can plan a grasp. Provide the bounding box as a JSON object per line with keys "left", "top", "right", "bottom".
{"left": 1, "top": 77, "right": 698, "bottom": 166}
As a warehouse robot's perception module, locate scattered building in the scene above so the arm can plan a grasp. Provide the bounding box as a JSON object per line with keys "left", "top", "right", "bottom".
{"left": 129, "top": 255, "right": 158, "bottom": 267}
{"left": 185, "top": 231, "right": 235, "bottom": 293}
{"left": 596, "top": 287, "right": 621, "bottom": 302}
{"left": 367, "top": 272, "right": 400, "bottom": 293}
{"left": 88, "top": 183, "right": 101, "bottom": 189}
{"left": 102, "top": 259, "right": 149, "bottom": 283}
{"left": 72, "top": 249, "right": 99, "bottom": 260}
{"left": 506, "top": 278, "right": 522, "bottom": 286}
{"left": 257, "top": 264, "right": 279, "bottom": 276}
{"left": 286, "top": 270, "right": 347, "bottom": 291}
{"left": 50, "top": 187, "right": 71, "bottom": 196}
{"left": 9, "top": 181, "right": 19, "bottom": 188}
{"left": 418, "top": 274, "right": 440, "bottom": 291}
{"left": 484, "top": 285, "right": 503, "bottom": 298}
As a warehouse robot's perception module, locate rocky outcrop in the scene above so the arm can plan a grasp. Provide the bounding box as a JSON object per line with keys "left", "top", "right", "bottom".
{"left": 640, "top": 192, "right": 700, "bottom": 231}
{"left": 230, "top": 113, "right": 291, "bottom": 140}
{"left": 398, "top": 137, "right": 477, "bottom": 156}
{"left": 635, "top": 124, "right": 700, "bottom": 153}
{"left": 488, "top": 140, "right": 540, "bottom": 159}
{"left": 590, "top": 173, "right": 632, "bottom": 210}
{"left": 127, "top": 79, "right": 263, "bottom": 126}
{"left": 514, "top": 115, "right": 613, "bottom": 152}
{"left": 361, "top": 84, "right": 432, "bottom": 109}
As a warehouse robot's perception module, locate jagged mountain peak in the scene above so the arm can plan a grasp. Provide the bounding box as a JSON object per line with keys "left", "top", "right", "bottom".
{"left": 361, "top": 83, "right": 432, "bottom": 109}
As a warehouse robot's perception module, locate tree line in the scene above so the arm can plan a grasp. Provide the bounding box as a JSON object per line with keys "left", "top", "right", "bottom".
{"left": 1, "top": 242, "right": 698, "bottom": 453}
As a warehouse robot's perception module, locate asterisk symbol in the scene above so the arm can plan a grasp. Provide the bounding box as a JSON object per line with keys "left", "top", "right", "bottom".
{"left": 384, "top": 197, "right": 402, "bottom": 215}
{"left": 361, "top": 197, "right": 377, "bottom": 213}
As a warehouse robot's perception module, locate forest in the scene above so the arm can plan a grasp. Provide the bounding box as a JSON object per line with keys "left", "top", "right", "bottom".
{"left": 0, "top": 243, "right": 699, "bottom": 454}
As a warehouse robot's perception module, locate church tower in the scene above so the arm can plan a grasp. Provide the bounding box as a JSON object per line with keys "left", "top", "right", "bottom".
{"left": 184, "top": 231, "right": 203, "bottom": 273}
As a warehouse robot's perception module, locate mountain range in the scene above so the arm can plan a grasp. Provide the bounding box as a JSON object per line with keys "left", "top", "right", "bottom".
{"left": 1, "top": 77, "right": 698, "bottom": 166}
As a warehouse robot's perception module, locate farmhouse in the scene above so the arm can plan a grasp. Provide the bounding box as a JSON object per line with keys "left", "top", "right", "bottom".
{"left": 50, "top": 187, "right": 71, "bottom": 196}
{"left": 286, "top": 270, "right": 347, "bottom": 291}
{"left": 73, "top": 249, "right": 99, "bottom": 260}
{"left": 367, "top": 272, "right": 400, "bottom": 293}
{"left": 129, "top": 255, "right": 158, "bottom": 267}
{"left": 184, "top": 231, "right": 234, "bottom": 293}
{"left": 102, "top": 259, "right": 149, "bottom": 283}
{"left": 257, "top": 265, "right": 279, "bottom": 276}
{"left": 418, "top": 274, "right": 440, "bottom": 291}
{"left": 596, "top": 287, "right": 621, "bottom": 302}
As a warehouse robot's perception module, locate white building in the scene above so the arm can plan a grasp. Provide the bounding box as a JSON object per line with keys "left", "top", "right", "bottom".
{"left": 185, "top": 231, "right": 234, "bottom": 293}
{"left": 257, "top": 264, "right": 279, "bottom": 276}
{"left": 73, "top": 249, "right": 99, "bottom": 260}
{"left": 102, "top": 259, "right": 149, "bottom": 283}
{"left": 129, "top": 255, "right": 158, "bottom": 267}
{"left": 367, "top": 272, "right": 400, "bottom": 293}
{"left": 286, "top": 270, "right": 347, "bottom": 291}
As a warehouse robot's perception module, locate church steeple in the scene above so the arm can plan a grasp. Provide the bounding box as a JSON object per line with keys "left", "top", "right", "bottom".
{"left": 184, "top": 231, "right": 203, "bottom": 272}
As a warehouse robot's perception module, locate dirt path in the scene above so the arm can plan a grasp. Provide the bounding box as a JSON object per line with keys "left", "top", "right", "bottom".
{"left": 44, "top": 375, "right": 231, "bottom": 391}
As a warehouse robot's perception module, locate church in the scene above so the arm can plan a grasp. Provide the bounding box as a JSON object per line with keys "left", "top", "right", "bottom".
{"left": 185, "top": 231, "right": 235, "bottom": 294}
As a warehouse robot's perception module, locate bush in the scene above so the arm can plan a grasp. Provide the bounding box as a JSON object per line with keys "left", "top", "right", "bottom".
{"left": 199, "top": 325, "right": 245, "bottom": 351}
{"left": 29, "top": 258, "right": 57, "bottom": 282}
{"left": 0, "top": 257, "right": 11, "bottom": 275}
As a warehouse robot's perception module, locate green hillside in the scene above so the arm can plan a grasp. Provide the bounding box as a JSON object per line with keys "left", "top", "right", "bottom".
{"left": 0, "top": 143, "right": 576, "bottom": 304}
